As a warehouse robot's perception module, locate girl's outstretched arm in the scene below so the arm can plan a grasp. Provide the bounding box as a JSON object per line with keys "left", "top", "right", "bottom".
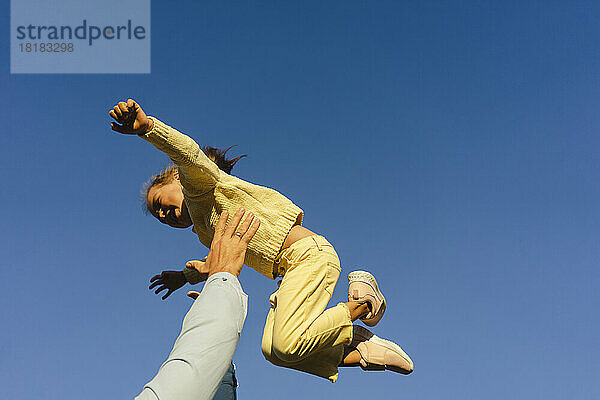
{"left": 109, "top": 99, "right": 220, "bottom": 194}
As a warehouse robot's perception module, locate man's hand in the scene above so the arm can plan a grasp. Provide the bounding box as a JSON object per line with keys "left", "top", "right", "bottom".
{"left": 109, "top": 98, "right": 154, "bottom": 135}
{"left": 186, "top": 259, "right": 209, "bottom": 282}
{"left": 203, "top": 208, "right": 261, "bottom": 278}
{"left": 149, "top": 270, "right": 187, "bottom": 300}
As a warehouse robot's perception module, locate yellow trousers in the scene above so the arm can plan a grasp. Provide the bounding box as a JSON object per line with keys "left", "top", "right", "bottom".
{"left": 261, "top": 235, "right": 354, "bottom": 382}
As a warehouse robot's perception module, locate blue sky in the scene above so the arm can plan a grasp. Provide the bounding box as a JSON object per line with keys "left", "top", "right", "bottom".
{"left": 2, "top": 1, "right": 599, "bottom": 398}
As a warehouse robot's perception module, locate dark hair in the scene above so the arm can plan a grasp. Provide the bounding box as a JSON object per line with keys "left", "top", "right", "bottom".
{"left": 142, "top": 146, "right": 246, "bottom": 214}
{"left": 202, "top": 145, "right": 246, "bottom": 174}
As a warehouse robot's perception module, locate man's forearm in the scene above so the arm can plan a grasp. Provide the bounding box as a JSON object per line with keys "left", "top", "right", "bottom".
{"left": 135, "top": 273, "right": 247, "bottom": 400}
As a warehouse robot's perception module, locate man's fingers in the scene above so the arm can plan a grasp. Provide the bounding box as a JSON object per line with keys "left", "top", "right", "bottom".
{"left": 118, "top": 101, "right": 129, "bottom": 113}
{"left": 213, "top": 210, "right": 229, "bottom": 241}
{"left": 186, "top": 260, "right": 205, "bottom": 270}
{"left": 127, "top": 98, "right": 135, "bottom": 108}
{"left": 235, "top": 212, "right": 254, "bottom": 238}
{"left": 225, "top": 208, "right": 246, "bottom": 238}
{"left": 187, "top": 291, "right": 200, "bottom": 300}
{"left": 242, "top": 218, "right": 261, "bottom": 244}
{"left": 109, "top": 109, "right": 119, "bottom": 121}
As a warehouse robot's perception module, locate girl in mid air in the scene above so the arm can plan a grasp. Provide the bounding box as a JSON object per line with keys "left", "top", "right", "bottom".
{"left": 109, "top": 99, "right": 413, "bottom": 382}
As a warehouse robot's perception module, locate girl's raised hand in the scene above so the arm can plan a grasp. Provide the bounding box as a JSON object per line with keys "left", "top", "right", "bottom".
{"left": 109, "top": 98, "right": 153, "bottom": 135}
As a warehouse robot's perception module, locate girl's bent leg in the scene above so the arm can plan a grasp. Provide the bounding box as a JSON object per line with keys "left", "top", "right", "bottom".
{"left": 261, "top": 236, "right": 353, "bottom": 382}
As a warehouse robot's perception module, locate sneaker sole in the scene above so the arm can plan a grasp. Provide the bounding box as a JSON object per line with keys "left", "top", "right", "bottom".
{"left": 358, "top": 330, "right": 414, "bottom": 375}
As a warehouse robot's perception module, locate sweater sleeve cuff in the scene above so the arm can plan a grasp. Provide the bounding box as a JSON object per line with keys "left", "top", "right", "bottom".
{"left": 138, "top": 116, "right": 170, "bottom": 141}
{"left": 183, "top": 266, "right": 203, "bottom": 285}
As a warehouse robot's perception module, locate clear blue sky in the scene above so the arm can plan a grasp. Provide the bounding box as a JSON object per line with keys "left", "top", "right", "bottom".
{"left": 2, "top": 1, "right": 599, "bottom": 398}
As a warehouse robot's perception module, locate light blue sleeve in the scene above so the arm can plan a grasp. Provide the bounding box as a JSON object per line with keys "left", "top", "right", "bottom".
{"left": 134, "top": 272, "right": 247, "bottom": 400}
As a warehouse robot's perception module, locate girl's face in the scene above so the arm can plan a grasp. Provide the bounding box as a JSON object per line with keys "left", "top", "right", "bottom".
{"left": 146, "top": 178, "right": 193, "bottom": 228}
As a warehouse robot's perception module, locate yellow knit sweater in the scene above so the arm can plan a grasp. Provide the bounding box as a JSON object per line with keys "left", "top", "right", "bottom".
{"left": 140, "top": 117, "right": 304, "bottom": 280}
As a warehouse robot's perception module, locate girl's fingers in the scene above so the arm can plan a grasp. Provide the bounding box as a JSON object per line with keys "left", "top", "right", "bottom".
{"left": 242, "top": 218, "right": 260, "bottom": 244}
{"left": 111, "top": 122, "right": 129, "bottom": 134}
{"left": 148, "top": 280, "right": 162, "bottom": 290}
{"left": 131, "top": 100, "right": 143, "bottom": 115}
{"left": 225, "top": 208, "right": 245, "bottom": 238}
{"left": 113, "top": 105, "right": 123, "bottom": 119}
{"left": 154, "top": 285, "right": 167, "bottom": 294}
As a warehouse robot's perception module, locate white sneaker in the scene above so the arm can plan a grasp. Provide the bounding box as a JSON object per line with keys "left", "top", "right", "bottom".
{"left": 352, "top": 325, "right": 414, "bottom": 375}
{"left": 348, "top": 270, "right": 386, "bottom": 326}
